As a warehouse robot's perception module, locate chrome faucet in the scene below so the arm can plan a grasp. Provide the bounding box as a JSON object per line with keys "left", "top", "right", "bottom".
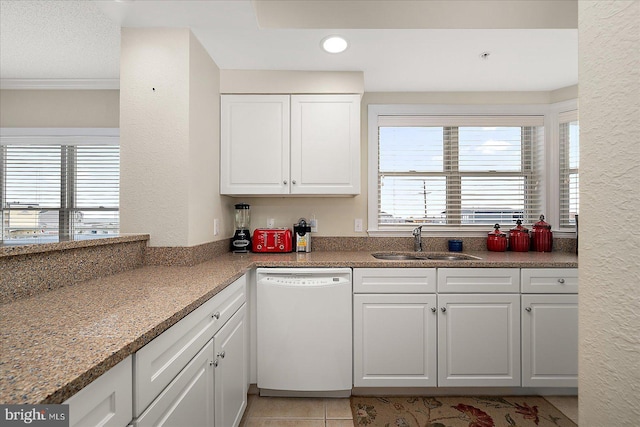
{"left": 412, "top": 226, "right": 423, "bottom": 252}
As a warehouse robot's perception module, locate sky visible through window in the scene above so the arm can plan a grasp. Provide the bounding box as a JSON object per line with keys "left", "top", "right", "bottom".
{"left": 2, "top": 144, "right": 119, "bottom": 241}
{"left": 379, "top": 126, "right": 527, "bottom": 225}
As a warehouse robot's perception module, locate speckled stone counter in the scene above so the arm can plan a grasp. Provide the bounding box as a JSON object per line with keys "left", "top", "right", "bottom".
{"left": 0, "top": 234, "right": 150, "bottom": 303}
{"left": 0, "top": 249, "right": 577, "bottom": 405}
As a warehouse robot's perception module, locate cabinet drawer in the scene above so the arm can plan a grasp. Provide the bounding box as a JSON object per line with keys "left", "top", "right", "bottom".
{"left": 437, "top": 268, "right": 519, "bottom": 293}
{"left": 134, "top": 275, "right": 247, "bottom": 416}
{"left": 354, "top": 268, "right": 436, "bottom": 293}
{"left": 521, "top": 268, "right": 578, "bottom": 293}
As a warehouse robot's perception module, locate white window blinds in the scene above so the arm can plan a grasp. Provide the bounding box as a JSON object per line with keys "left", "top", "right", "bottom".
{"left": 377, "top": 115, "right": 544, "bottom": 229}
{"left": 559, "top": 110, "right": 579, "bottom": 228}
{"left": 1, "top": 129, "right": 119, "bottom": 242}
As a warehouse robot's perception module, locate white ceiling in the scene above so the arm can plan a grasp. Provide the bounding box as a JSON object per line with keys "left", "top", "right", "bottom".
{"left": 0, "top": 0, "right": 578, "bottom": 92}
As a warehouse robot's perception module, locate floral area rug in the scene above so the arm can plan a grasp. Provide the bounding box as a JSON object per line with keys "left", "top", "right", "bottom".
{"left": 350, "top": 396, "right": 577, "bottom": 427}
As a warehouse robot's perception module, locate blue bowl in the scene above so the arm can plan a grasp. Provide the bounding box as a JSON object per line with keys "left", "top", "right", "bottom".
{"left": 448, "top": 239, "right": 463, "bottom": 252}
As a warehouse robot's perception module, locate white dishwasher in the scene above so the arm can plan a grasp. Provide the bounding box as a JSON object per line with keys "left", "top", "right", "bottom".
{"left": 256, "top": 267, "right": 352, "bottom": 397}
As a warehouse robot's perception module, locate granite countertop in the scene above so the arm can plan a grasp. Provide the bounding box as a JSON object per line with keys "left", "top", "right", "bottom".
{"left": 0, "top": 250, "right": 577, "bottom": 405}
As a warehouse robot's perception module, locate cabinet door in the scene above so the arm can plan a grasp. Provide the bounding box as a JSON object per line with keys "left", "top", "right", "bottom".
{"left": 354, "top": 294, "right": 437, "bottom": 387}
{"left": 290, "top": 95, "right": 360, "bottom": 195}
{"left": 136, "top": 341, "right": 214, "bottom": 427}
{"left": 220, "top": 95, "right": 290, "bottom": 195}
{"left": 522, "top": 295, "right": 578, "bottom": 387}
{"left": 65, "top": 356, "right": 132, "bottom": 427}
{"left": 135, "top": 275, "right": 246, "bottom": 416}
{"left": 214, "top": 304, "right": 248, "bottom": 427}
{"left": 438, "top": 294, "right": 520, "bottom": 387}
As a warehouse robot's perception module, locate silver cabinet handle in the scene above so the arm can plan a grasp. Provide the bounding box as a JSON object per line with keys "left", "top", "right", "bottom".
{"left": 292, "top": 180, "right": 297, "bottom": 184}
{"left": 210, "top": 359, "right": 218, "bottom": 367}
{"left": 217, "top": 350, "right": 226, "bottom": 359}
{"left": 526, "top": 307, "right": 532, "bottom": 312}
{"left": 431, "top": 307, "right": 437, "bottom": 313}
{"left": 283, "top": 180, "right": 288, "bottom": 185}
{"left": 212, "top": 312, "right": 220, "bottom": 320}
{"left": 440, "top": 307, "right": 446, "bottom": 313}
{"left": 558, "top": 278, "right": 565, "bottom": 284}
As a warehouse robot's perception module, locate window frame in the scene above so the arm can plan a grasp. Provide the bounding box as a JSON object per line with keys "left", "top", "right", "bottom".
{"left": 368, "top": 101, "right": 578, "bottom": 237}
{"left": 1, "top": 128, "right": 119, "bottom": 243}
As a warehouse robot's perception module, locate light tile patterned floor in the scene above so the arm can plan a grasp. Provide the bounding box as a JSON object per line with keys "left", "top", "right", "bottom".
{"left": 239, "top": 394, "right": 578, "bottom": 427}
{"left": 239, "top": 395, "right": 354, "bottom": 427}
{"left": 544, "top": 395, "right": 579, "bottom": 425}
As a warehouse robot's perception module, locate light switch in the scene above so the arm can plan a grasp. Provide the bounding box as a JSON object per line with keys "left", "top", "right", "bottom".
{"left": 214, "top": 218, "right": 219, "bottom": 236}
{"left": 354, "top": 218, "right": 363, "bottom": 232}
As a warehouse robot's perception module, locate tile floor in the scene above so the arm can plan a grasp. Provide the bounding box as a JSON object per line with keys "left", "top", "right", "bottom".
{"left": 239, "top": 395, "right": 354, "bottom": 427}
{"left": 239, "top": 394, "right": 579, "bottom": 426}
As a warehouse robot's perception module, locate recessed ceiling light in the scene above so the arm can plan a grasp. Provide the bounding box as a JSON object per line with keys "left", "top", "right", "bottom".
{"left": 321, "top": 36, "right": 349, "bottom": 54}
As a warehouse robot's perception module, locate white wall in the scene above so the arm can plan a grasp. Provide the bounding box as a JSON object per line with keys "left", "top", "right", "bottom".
{"left": 188, "top": 32, "right": 233, "bottom": 246}
{"left": 579, "top": 1, "right": 640, "bottom": 425}
{"left": 0, "top": 89, "right": 119, "bottom": 127}
{"left": 120, "top": 28, "right": 230, "bottom": 247}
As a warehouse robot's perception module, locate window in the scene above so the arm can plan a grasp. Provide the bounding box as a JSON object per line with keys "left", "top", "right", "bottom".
{"left": 559, "top": 111, "right": 579, "bottom": 228}
{"left": 1, "top": 128, "right": 119, "bottom": 243}
{"left": 372, "top": 112, "right": 544, "bottom": 231}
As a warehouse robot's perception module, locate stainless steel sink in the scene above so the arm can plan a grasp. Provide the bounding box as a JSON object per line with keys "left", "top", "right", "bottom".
{"left": 372, "top": 252, "right": 481, "bottom": 261}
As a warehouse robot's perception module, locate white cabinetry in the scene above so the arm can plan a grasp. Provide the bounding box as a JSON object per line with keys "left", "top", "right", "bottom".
{"left": 220, "top": 94, "right": 360, "bottom": 196}
{"left": 214, "top": 304, "right": 247, "bottom": 427}
{"left": 437, "top": 268, "right": 521, "bottom": 387}
{"left": 521, "top": 269, "right": 578, "bottom": 387}
{"left": 64, "top": 356, "right": 132, "bottom": 427}
{"left": 136, "top": 342, "right": 214, "bottom": 427}
{"left": 437, "top": 293, "right": 520, "bottom": 387}
{"left": 133, "top": 275, "right": 248, "bottom": 427}
{"left": 353, "top": 268, "right": 437, "bottom": 387}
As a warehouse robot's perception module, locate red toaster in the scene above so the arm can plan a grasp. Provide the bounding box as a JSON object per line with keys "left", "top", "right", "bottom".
{"left": 252, "top": 228, "right": 292, "bottom": 253}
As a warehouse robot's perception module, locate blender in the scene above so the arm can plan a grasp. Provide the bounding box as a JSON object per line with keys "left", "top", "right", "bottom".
{"left": 231, "top": 203, "right": 251, "bottom": 253}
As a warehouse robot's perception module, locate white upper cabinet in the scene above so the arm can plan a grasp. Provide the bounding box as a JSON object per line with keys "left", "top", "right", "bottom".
{"left": 290, "top": 95, "right": 360, "bottom": 195}
{"left": 220, "top": 94, "right": 361, "bottom": 196}
{"left": 221, "top": 95, "right": 290, "bottom": 195}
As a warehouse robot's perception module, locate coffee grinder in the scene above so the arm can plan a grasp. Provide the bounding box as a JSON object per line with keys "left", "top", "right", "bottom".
{"left": 231, "top": 203, "right": 251, "bottom": 253}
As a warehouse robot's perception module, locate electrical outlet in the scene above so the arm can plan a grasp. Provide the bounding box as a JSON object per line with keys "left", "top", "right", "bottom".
{"left": 354, "top": 218, "right": 363, "bottom": 232}
{"left": 310, "top": 217, "right": 318, "bottom": 232}
{"left": 214, "top": 218, "right": 219, "bottom": 236}
{"left": 267, "top": 218, "right": 275, "bottom": 228}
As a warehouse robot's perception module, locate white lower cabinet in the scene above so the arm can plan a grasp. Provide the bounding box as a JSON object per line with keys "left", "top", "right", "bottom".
{"left": 132, "top": 275, "right": 248, "bottom": 427}
{"left": 136, "top": 342, "right": 214, "bottom": 427}
{"left": 354, "top": 267, "right": 578, "bottom": 390}
{"left": 214, "top": 304, "right": 248, "bottom": 427}
{"left": 521, "top": 294, "right": 578, "bottom": 387}
{"left": 64, "top": 356, "right": 132, "bottom": 427}
{"left": 135, "top": 304, "right": 247, "bottom": 427}
{"left": 353, "top": 293, "right": 437, "bottom": 387}
{"left": 437, "top": 293, "right": 521, "bottom": 387}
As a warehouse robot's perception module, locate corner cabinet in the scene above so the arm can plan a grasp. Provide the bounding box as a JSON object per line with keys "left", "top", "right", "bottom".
{"left": 220, "top": 94, "right": 361, "bottom": 196}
